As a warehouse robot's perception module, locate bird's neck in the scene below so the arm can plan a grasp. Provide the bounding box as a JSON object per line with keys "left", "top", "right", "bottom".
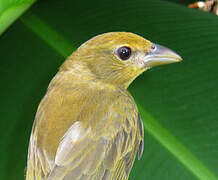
{"left": 60, "top": 55, "right": 135, "bottom": 90}
{"left": 49, "top": 62, "right": 122, "bottom": 93}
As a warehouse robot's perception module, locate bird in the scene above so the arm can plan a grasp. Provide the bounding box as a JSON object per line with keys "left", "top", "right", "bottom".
{"left": 26, "top": 32, "right": 182, "bottom": 180}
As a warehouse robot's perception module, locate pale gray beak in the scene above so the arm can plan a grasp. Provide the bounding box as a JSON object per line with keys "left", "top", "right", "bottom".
{"left": 144, "top": 43, "right": 182, "bottom": 67}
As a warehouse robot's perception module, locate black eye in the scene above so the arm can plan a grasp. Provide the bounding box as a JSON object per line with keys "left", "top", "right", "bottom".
{"left": 117, "top": 46, "right": 132, "bottom": 60}
{"left": 151, "top": 44, "right": 156, "bottom": 51}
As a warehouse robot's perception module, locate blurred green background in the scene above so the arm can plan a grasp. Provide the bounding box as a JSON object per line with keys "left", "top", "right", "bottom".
{"left": 0, "top": 0, "right": 218, "bottom": 179}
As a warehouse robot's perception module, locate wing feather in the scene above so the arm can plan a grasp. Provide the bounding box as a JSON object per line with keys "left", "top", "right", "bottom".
{"left": 48, "top": 125, "right": 139, "bottom": 180}
{"left": 29, "top": 89, "right": 144, "bottom": 180}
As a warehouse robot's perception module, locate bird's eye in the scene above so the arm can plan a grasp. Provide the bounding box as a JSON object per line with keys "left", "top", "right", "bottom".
{"left": 151, "top": 44, "right": 156, "bottom": 51}
{"left": 117, "top": 46, "right": 132, "bottom": 61}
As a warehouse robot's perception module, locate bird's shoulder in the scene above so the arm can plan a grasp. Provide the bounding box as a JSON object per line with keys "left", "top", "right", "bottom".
{"left": 48, "top": 88, "right": 142, "bottom": 180}
{"left": 33, "top": 73, "right": 140, "bottom": 161}
{"left": 29, "top": 79, "right": 144, "bottom": 179}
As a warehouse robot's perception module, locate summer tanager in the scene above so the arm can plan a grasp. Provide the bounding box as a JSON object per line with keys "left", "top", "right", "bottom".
{"left": 26, "top": 32, "right": 182, "bottom": 180}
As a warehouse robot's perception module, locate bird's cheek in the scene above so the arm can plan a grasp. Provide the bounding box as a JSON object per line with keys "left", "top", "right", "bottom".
{"left": 133, "top": 54, "right": 149, "bottom": 70}
{"left": 126, "top": 64, "right": 146, "bottom": 79}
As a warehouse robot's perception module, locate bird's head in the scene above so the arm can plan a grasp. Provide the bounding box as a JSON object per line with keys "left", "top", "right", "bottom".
{"left": 62, "top": 32, "right": 182, "bottom": 89}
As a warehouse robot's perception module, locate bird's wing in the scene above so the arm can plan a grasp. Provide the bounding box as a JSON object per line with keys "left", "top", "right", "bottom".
{"left": 47, "top": 96, "right": 143, "bottom": 180}
{"left": 111, "top": 114, "right": 144, "bottom": 180}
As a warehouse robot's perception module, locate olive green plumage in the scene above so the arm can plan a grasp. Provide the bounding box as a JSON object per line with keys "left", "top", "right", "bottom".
{"left": 26, "top": 32, "right": 181, "bottom": 180}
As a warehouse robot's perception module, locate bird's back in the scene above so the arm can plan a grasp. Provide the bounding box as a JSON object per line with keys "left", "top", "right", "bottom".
{"left": 26, "top": 71, "right": 144, "bottom": 180}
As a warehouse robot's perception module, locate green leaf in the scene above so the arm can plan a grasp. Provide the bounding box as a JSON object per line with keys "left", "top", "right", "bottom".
{"left": 1, "top": 0, "right": 218, "bottom": 180}
{"left": 0, "top": 0, "right": 36, "bottom": 35}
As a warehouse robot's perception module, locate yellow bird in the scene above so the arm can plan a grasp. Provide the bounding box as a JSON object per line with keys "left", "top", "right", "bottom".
{"left": 26, "top": 32, "right": 182, "bottom": 180}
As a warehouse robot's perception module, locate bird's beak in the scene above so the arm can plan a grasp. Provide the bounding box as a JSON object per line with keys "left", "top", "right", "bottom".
{"left": 143, "top": 43, "right": 182, "bottom": 68}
